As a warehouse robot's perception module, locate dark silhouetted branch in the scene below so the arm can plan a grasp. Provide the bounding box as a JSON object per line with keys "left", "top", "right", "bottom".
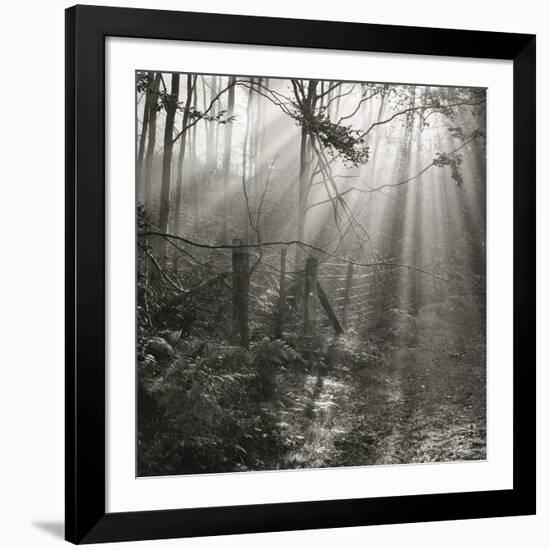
{"left": 139, "top": 232, "right": 449, "bottom": 282}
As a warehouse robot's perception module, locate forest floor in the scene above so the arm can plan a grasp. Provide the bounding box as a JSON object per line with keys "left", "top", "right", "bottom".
{"left": 267, "top": 339, "right": 486, "bottom": 470}
{"left": 138, "top": 312, "right": 487, "bottom": 475}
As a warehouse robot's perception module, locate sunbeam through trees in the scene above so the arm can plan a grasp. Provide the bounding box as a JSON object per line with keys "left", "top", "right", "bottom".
{"left": 136, "top": 71, "right": 487, "bottom": 476}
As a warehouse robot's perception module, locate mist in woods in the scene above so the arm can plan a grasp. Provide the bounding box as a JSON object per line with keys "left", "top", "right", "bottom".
{"left": 136, "top": 71, "right": 487, "bottom": 476}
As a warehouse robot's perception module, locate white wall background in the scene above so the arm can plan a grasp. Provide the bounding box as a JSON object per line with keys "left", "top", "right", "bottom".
{"left": 0, "top": 1, "right": 546, "bottom": 548}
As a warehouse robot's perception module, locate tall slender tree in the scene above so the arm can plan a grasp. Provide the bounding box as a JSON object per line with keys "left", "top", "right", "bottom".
{"left": 143, "top": 73, "right": 161, "bottom": 207}
{"left": 172, "top": 74, "right": 197, "bottom": 241}
{"left": 221, "top": 75, "right": 236, "bottom": 242}
{"left": 137, "top": 71, "right": 154, "bottom": 198}
{"left": 242, "top": 78, "right": 255, "bottom": 242}
{"left": 292, "top": 79, "right": 319, "bottom": 266}
{"left": 205, "top": 75, "right": 218, "bottom": 172}
{"left": 158, "top": 72, "right": 180, "bottom": 261}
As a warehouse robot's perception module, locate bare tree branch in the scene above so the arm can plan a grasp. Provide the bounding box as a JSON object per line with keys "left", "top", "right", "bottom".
{"left": 139, "top": 232, "right": 449, "bottom": 282}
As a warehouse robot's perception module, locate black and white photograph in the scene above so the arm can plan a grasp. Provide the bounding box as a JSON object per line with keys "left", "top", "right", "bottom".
{"left": 136, "top": 71, "right": 487, "bottom": 477}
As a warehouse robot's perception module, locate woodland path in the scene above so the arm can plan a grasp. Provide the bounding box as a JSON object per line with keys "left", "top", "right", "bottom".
{"left": 272, "top": 343, "right": 487, "bottom": 470}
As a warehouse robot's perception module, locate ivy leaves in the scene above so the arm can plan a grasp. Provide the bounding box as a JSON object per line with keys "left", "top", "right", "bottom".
{"left": 297, "top": 113, "right": 370, "bottom": 167}
{"left": 433, "top": 128, "right": 485, "bottom": 186}
{"left": 433, "top": 151, "right": 464, "bottom": 186}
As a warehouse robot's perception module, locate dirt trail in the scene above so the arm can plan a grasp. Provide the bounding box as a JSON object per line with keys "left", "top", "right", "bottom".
{"left": 274, "top": 344, "right": 486, "bottom": 469}
{"left": 276, "top": 371, "right": 354, "bottom": 469}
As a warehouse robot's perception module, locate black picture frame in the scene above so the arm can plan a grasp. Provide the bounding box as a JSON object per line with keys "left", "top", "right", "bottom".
{"left": 65, "top": 4, "right": 536, "bottom": 544}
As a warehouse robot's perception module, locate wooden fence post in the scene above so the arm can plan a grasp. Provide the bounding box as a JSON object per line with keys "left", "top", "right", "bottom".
{"left": 274, "top": 246, "right": 287, "bottom": 338}
{"left": 304, "top": 256, "right": 318, "bottom": 336}
{"left": 232, "top": 239, "right": 250, "bottom": 347}
{"left": 342, "top": 262, "right": 354, "bottom": 330}
{"left": 317, "top": 281, "right": 344, "bottom": 335}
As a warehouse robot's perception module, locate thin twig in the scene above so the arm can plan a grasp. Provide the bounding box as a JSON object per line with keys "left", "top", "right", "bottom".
{"left": 139, "top": 232, "right": 449, "bottom": 282}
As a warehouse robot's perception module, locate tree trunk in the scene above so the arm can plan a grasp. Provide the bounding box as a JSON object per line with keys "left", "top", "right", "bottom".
{"left": 143, "top": 73, "right": 161, "bottom": 208}
{"left": 304, "top": 256, "right": 318, "bottom": 336}
{"left": 190, "top": 85, "right": 199, "bottom": 232}
{"left": 221, "top": 76, "right": 236, "bottom": 242}
{"left": 368, "top": 87, "right": 388, "bottom": 178}
{"left": 232, "top": 239, "right": 250, "bottom": 347}
{"left": 293, "top": 79, "right": 318, "bottom": 268}
{"left": 274, "top": 246, "right": 287, "bottom": 338}
{"left": 172, "top": 75, "right": 196, "bottom": 238}
{"left": 242, "top": 79, "right": 255, "bottom": 241}
{"left": 213, "top": 76, "right": 221, "bottom": 171}
{"left": 256, "top": 78, "right": 267, "bottom": 173}
{"left": 205, "top": 75, "right": 217, "bottom": 171}
{"left": 295, "top": 127, "right": 309, "bottom": 267}
{"left": 137, "top": 71, "right": 154, "bottom": 199}
{"left": 170, "top": 75, "right": 196, "bottom": 270}
{"left": 158, "top": 72, "right": 180, "bottom": 262}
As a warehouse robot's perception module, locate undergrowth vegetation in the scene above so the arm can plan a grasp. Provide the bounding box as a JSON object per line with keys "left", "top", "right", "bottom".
{"left": 137, "top": 332, "right": 316, "bottom": 475}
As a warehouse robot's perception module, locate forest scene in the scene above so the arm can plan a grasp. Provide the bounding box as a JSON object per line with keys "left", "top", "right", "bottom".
{"left": 136, "top": 70, "right": 487, "bottom": 477}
